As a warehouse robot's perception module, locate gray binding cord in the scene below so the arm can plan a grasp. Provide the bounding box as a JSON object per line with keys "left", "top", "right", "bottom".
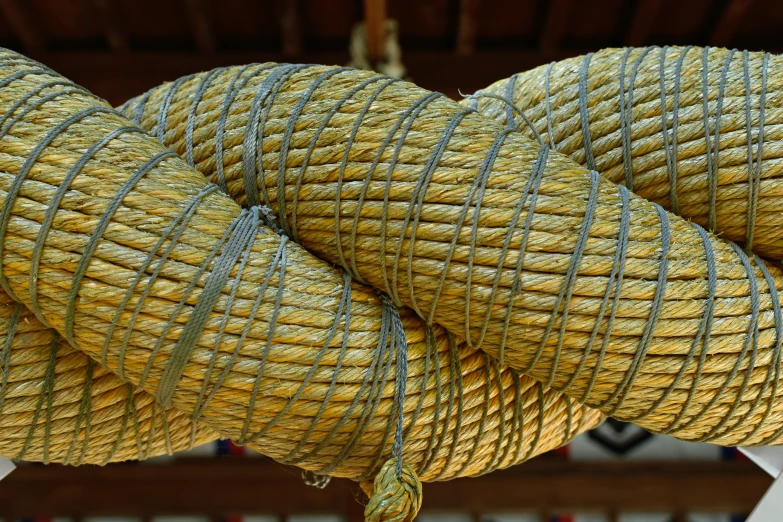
{"left": 492, "top": 146, "right": 551, "bottom": 366}
{"left": 544, "top": 61, "right": 558, "bottom": 150}
{"left": 29, "top": 125, "right": 147, "bottom": 327}
{"left": 601, "top": 204, "right": 670, "bottom": 416}
{"left": 753, "top": 256, "right": 783, "bottom": 446}
{"left": 286, "top": 75, "right": 390, "bottom": 244}
{"left": 702, "top": 47, "right": 737, "bottom": 232}
{"left": 419, "top": 125, "right": 511, "bottom": 349}
{"left": 156, "top": 73, "right": 197, "bottom": 144}
{"left": 660, "top": 45, "right": 694, "bottom": 215}
{"left": 63, "top": 150, "right": 179, "bottom": 347}
{"left": 0, "top": 85, "right": 98, "bottom": 303}
{"left": 0, "top": 303, "right": 21, "bottom": 443}
{"left": 563, "top": 183, "right": 630, "bottom": 399}
{"left": 157, "top": 207, "right": 262, "bottom": 407}
{"left": 147, "top": 65, "right": 505, "bottom": 480}
{"left": 331, "top": 77, "right": 400, "bottom": 281}
{"left": 619, "top": 47, "right": 655, "bottom": 192}
{"left": 694, "top": 242, "right": 760, "bottom": 443}
{"left": 639, "top": 223, "right": 715, "bottom": 428}
{"left": 103, "top": 183, "right": 217, "bottom": 379}
{"left": 523, "top": 169, "right": 600, "bottom": 383}
{"left": 185, "top": 67, "right": 229, "bottom": 167}
{"left": 274, "top": 67, "right": 350, "bottom": 237}
{"left": 378, "top": 291, "right": 409, "bottom": 480}
{"left": 16, "top": 331, "right": 58, "bottom": 463}
{"left": 242, "top": 64, "right": 313, "bottom": 209}
{"left": 345, "top": 90, "right": 443, "bottom": 286}
{"left": 392, "top": 107, "right": 474, "bottom": 318}
{"left": 578, "top": 52, "right": 596, "bottom": 171}
{"left": 462, "top": 89, "right": 545, "bottom": 147}
{"left": 744, "top": 51, "right": 768, "bottom": 253}
{"left": 171, "top": 64, "right": 596, "bottom": 473}
{"left": 0, "top": 60, "right": 176, "bottom": 462}
{"left": 213, "top": 64, "right": 279, "bottom": 193}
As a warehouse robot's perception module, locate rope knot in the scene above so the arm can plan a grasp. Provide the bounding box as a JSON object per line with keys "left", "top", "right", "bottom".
{"left": 362, "top": 458, "right": 422, "bottom": 522}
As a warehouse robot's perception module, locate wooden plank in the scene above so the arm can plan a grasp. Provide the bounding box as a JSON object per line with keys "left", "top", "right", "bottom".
{"left": 539, "top": 0, "right": 570, "bottom": 54}
{"left": 423, "top": 460, "right": 767, "bottom": 514}
{"left": 710, "top": 0, "right": 755, "bottom": 47}
{"left": 277, "top": 0, "right": 302, "bottom": 57}
{"left": 184, "top": 0, "right": 216, "bottom": 52}
{"left": 363, "top": 0, "right": 387, "bottom": 63}
{"left": 624, "top": 0, "right": 664, "bottom": 46}
{"left": 0, "top": 459, "right": 769, "bottom": 518}
{"left": 455, "top": 0, "right": 478, "bottom": 55}
{"left": 90, "top": 0, "right": 129, "bottom": 52}
{"left": 0, "top": 0, "right": 44, "bottom": 53}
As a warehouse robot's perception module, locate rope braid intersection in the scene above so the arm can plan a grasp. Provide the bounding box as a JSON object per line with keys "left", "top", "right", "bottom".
{"left": 127, "top": 50, "right": 783, "bottom": 447}
{"left": 0, "top": 48, "right": 599, "bottom": 522}
{"left": 1, "top": 44, "right": 783, "bottom": 520}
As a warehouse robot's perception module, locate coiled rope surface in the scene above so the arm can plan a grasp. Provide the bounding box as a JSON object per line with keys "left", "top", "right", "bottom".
{"left": 122, "top": 51, "right": 783, "bottom": 446}
{"left": 0, "top": 48, "right": 600, "bottom": 522}
{"left": 0, "top": 289, "right": 217, "bottom": 464}
{"left": 473, "top": 46, "right": 783, "bottom": 258}
{"left": 6, "top": 43, "right": 783, "bottom": 521}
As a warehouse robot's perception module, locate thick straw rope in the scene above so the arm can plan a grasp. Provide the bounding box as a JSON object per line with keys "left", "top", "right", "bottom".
{"left": 0, "top": 289, "right": 217, "bottom": 464}
{"left": 122, "top": 54, "right": 783, "bottom": 446}
{"left": 0, "top": 48, "right": 598, "bottom": 519}
{"left": 471, "top": 46, "right": 783, "bottom": 258}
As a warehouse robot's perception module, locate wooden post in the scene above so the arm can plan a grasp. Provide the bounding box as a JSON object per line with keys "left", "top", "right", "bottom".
{"left": 184, "top": 0, "right": 216, "bottom": 52}
{"left": 363, "top": 0, "right": 387, "bottom": 64}
{"left": 0, "top": 0, "right": 45, "bottom": 54}
{"left": 278, "top": 0, "right": 302, "bottom": 57}
{"left": 456, "top": 0, "right": 478, "bottom": 55}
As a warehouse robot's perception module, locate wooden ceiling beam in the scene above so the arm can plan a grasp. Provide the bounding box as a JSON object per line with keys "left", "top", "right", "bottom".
{"left": 625, "top": 0, "right": 663, "bottom": 47}
{"left": 0, "top": 0, "right": 44, "bottom": 54}
{"left": 710, "top": 0, "right": 755, "bottom": 47}
{"left": 539, "top": 0, "right": 571, "bottom": 55}
{"left": 184, "top": 0, "right": 216, "bottom": 52}
{"left": 90, "top": 0, "right": 129, "bottom": 53}
{"left": 456, "top": 0, "right": 478, "bottom": 55}
{"left": 278, "top": 0, "right": 302, "bottom": 57}
{"left": 0, "top": 459, "right": 769, "bottom": 518}
{"left": 363, "top": 0, "right": 387, "bottom": 64}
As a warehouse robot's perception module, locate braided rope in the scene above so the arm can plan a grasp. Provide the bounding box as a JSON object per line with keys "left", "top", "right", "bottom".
{"left": 9, "top": 43, "right": 783, "bottom": 519}
{"left": 0, "top": 48, "right": 596, "bottom": 499}
{"left": 128, "top": 53, "right": 783, "bottom": 446}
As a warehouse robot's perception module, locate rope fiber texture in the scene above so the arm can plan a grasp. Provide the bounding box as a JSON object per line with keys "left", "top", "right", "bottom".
{"left": 473, "top": 47, "right": 782, "bottom": 258}
{"left": 0, "top": 289, "right": 217, "bottom": 464}
{"left": 0, "top": 47, "right": 599, "bottom": 501}
{"left": 6, "top": 43, "right": 783, "bottom": 520}
{"left": 122, "top": 53, "right": 783, "bottom": 447}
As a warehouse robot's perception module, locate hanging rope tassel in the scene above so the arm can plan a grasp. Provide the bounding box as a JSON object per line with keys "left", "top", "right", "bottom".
{"left": 361, "top": 293, "right": 422, "bottom": 522}
{"left": 362, "top": 458, "right": 422, "bottom": 522}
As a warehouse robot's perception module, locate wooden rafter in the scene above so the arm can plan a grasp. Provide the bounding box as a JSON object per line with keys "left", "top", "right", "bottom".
{"left": 90, "top": 0, "right": 129, "bottom": 53}
{"left": 184, "top": 0, "right": 216, "bottom": 52}
{"left": 710, "top": 0, "right": 755, "bottom": 47}
{"left": 278, "top": 0, "right": 302, "bottom": 57}
{"left": 0, "top": 0, "right": 44, "bottom": 54}
{"left": 539, "top": 0, "right": 570, "bottom": 55}
{"left": 456, "top": 0, "right": 478, "bottom": 55}
{"left": 625, "top": 0, "right": 664, "bottom": 47}
{"left": 363, "top": 0, "right": 387, "bottom": 64}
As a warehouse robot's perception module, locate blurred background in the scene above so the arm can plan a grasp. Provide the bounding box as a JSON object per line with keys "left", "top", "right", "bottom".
{"left": 0, "top": 0, "right": 779, "bottom": 521}
{"left": 0, "top": 0, "right": 780, "bottom": 101}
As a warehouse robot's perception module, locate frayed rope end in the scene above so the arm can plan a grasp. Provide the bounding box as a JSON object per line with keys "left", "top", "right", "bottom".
{"left": 361, "top": 458, "right": 422, "bottom": 522}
